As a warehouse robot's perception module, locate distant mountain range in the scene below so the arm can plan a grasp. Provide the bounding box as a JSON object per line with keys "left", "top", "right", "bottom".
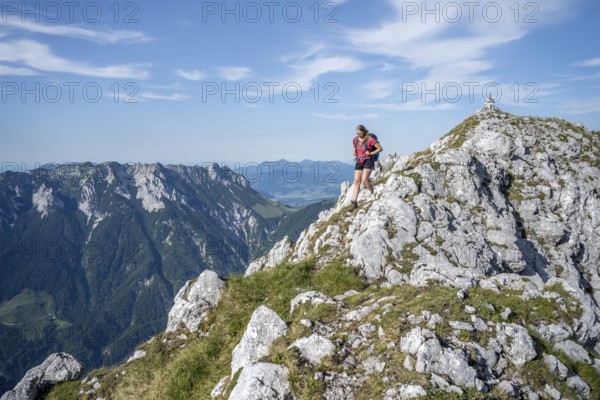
{"left": 236, "top": 160, "right": 355, "bottom": 207}
{"left": 0, "top": 162, "right": 333, "bottom": 393}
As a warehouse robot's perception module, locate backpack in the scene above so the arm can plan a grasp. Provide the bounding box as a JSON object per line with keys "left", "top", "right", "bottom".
{"left": 354, "top": 133, "right": 380, "bottom": 161}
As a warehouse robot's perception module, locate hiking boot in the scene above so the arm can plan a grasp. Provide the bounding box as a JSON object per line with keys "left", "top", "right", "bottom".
{"left": 349, "top": 200, "right": 358, "bottom": 211}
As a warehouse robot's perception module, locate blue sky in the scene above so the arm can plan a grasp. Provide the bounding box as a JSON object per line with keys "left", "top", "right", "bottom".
{"left": 1, "top": 0, "right": 599, "bottom": 169}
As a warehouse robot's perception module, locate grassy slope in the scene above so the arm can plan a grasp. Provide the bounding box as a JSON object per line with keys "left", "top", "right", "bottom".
{"left": 46, "top": 259, "right": 366, "bottom": 400}
{"left": 46, "top": 256, "right": 599, "bottom": 400}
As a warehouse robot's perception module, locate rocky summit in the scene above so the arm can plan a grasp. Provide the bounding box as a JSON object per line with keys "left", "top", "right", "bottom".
{"left": 14, "top": 105, "right": 600, "bottom": 399}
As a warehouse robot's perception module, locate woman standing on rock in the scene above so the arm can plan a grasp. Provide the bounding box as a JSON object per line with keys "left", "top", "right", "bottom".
{"left": 351, "top": 124, "right": 382, "bottom": 210}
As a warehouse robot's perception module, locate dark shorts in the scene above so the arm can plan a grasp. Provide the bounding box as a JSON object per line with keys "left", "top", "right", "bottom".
{"left": 355, "top": 159, "right": 375, "bottom": 170}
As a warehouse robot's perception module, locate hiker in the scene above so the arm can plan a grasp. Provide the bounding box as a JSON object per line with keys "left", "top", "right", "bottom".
{"left": 351, "top": 124, "right": 382, "bottom": 210}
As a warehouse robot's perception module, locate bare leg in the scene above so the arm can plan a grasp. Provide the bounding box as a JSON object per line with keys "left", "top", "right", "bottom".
{"left": 352, "top": 170, "right": 362, "bottom": 201}
{"left": 362, "top": 169, "right": 374, "bottom": 194}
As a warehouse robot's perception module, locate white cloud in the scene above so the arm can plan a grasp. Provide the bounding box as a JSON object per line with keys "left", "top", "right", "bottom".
{"left": 573, "top": 58, "right": 600, "bottom": 67}
{"left": 217, "top": 66, "right": 251, "bottom": 80}
{"left": 280, "top": 44, "right": 326, "bottom": 63}
{"left": 143, "top": 82, "right": 183, "bottom": 90}
{"left": 361, "top": 79, "right": 398, "bottom": 99}
{"left": 3, "top": 18, "right": 150, "bottom": 44}
{"left": 175, "top": 69, "right": 206, "bottom": 81}
{"left": 314, "top": 112, "right": 378, "bottom": 120}
{"left": 0, "top": 64, "right": 38, "bottom": 76}
{"left": 379, "top": 62, "right": 396, "bottom": 72}
{"left": 342, "top": 0, "right": 571, "bottom": 86}
{"left": 287, "top": 56, "right": 363, "bottom": 89}
{"left": 0, "top": 40, "right": 150, "bottom": 79}
{"left": 138, "top": 92, "right": 190, "bottom": 101}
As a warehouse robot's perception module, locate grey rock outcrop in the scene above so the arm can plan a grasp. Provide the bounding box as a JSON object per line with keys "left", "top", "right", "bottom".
{"left": 554, "top": 340, "right": 591, "bottom": 364}
{"left": 543, "top": 354, "right": 569, "bottom": 380}
{"left": 400, "top": 327, "right": 485, "bottom": 390}
{"left": 211, "top": 376, "right": 229, "bottom": 398}
{"left": 1, "top": 353, "right": 83, "bottom": 400}
{"left": 126, "top": 350, "right": 146, "bottom": 363}
{"left": 495, "top": 323, "right": 537, "bottom": 367}
{"left": 231, "top": 305, "right": 288, "bottom": 376}
{"left": 228, "top": 363, "right": 293, "bottom": 400}
{"left": 289, "top": 333, "right": 335, "bottom": 364}
{"left": 166, "top": 269, "right": 225, "bottom": 333}
{"left": 397, "top": 384, "right": 427, "bottom": 399}
{"left": 246, "top": 236, "right": 293, "bottom": 276}
{"left": 290, "top": 291, "right": 337, "bottom": 316}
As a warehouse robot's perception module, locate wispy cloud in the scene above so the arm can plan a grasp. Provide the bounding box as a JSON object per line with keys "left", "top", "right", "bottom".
{"left": 287, "top": 55, "right": 363, "bottom": 89}
{"left": 314, "top": 112, "right": 379, "bottom": 120}
{"left": 573, "top": 57, "right": 600, "bottom": 67}
{"left": 0, "top": 40, "right": 150, "bottom": 79}
{"left": 217, "top": 66, "right": 251, "bottom": 80}
{"left": 0, "top": 64, "right": 38, "bottom": 76}
{"left": 3, "top": 18, "right": 151, "bottom": 44}
{"left": 138, "top": 92, "right": 190, "bottom": 101}
{"left": 280, "top": 43, "right": 326, "bottom": 63}
{"left": 561, "top": 97, "right": 600, "bottom": 115}
{"left": 143, "top": 82, "right": 183, "bottom": 90}
{"left": 361, "top": 79, "right": 398, "bottom": 99}
{"left": 379, "top": 62, "right": 396, "bottom": 72}
{"left": 175, "top": 69, "right": 206, "bottom": 81}
{"left": 342, "top": 0, "right": 571, "bottom": 85}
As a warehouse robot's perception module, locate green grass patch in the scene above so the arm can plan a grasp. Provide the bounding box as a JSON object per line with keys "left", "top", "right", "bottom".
{"left": 44, "top": 380, "right": 80, "bottom": 400}
{"left": 311, "top": 262, "right": 368, "bottom": 298}
{"left": 94, "top": 258, "right": 367, "bottom": 400}
{"left": 520, "top": 357, "right": 579, "bottom": 399}
{"left": 399, "top": 242, "right": 420, "bottom": 274}
{"left": 441, "top": 115, "right": 481, "bottom": 150}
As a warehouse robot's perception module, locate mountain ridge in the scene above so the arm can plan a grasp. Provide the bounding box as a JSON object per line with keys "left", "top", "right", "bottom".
{"left": 0, "top": 160, "right": 332, "bottom": 394}
{"left": 7, "top": 105, "right": 600, "bottom": 399}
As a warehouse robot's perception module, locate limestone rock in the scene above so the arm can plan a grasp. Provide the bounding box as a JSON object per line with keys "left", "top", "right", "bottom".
{"left": 245, "top": 237, "right": 293, "bottom": 276}
{"left": 554, "top": 340, "right": 591, "bottom": 364}
{"left": 1, "top": 353, "right": 83, "bottom": 400}
{"left": 398, "top": 384, "right": 427, "bottom": 398}
{"left": 400, "top": 327, "right": 484, "bottom": 390}
{"left": 166, "top": 269, "right": 225, "bottom": 333}
{"left": 126, "top": 350, "right": 146, "bottom": 363}
{"left": 290, "top": 291, "right": 337, "bottom": 316}
{"left": 496, "top": 323, "right": 537, "bottom": 367}
{"left": 543, "top": 354, "right": 568, "bottom": 380}
{"left": 211, "top": 376, "right": 229, "bottom": 398}
{"left": 289, "top": 333, "right": 335, "bottom": 365}
{"left": 231, "top": 305, "right": 288, "bottom": 376}
{"left": 228, "top": 363, "right": 293, "bottom": 400}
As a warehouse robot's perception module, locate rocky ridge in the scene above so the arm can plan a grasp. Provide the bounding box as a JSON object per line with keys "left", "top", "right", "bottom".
{"left": 21, "top": 105, "right": 600, "bottom": 399}
{"left": 237, "top": 106, "right": 600, "bottom": 398}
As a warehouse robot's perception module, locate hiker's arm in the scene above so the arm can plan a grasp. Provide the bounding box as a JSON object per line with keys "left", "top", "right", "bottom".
{"left": 367, "top": 142, "right": 383, "bottom": 156}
